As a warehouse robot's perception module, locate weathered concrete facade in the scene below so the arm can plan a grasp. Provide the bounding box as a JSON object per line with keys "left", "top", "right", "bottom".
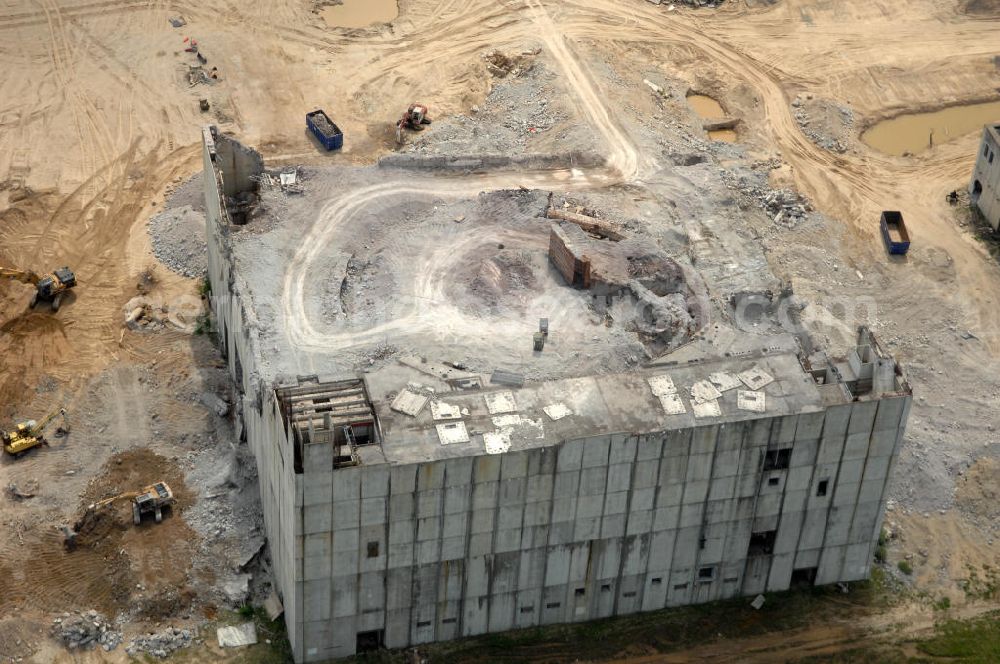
{"left": 202, "top": 129, "right": 911, "bottom": 663}
{"left": 970, "top": 124, "right": 1000, "bottom": 230}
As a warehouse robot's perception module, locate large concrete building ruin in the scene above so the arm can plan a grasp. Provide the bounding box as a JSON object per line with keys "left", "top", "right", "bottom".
{"left": 970, "top": 123, "right": 1000, "bottom": 231}
{"left": 202, "top": 127, "right": 911, "bottom": 662}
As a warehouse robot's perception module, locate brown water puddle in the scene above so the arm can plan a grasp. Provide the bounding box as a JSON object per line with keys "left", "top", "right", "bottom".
{"left": 322, "top": 0, "right": 398, "bottom": 28}
{"left": 862, "top": 99, "right": 1000, "bottom": 156}
{"left": 687, "top": 94, "right": 736, "bottom": 142}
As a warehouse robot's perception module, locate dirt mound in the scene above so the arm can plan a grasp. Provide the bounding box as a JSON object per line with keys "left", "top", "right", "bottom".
{"left": 465, "top": 249, "right": 539, "bottom": 314}
{"left": 482, "top": 49, "right": 536, "bottom": 78}
{"left": 0, "top": 449, "right": 200, "bottom": 618}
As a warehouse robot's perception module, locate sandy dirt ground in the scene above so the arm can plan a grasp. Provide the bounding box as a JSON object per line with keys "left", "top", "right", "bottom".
{"left": 2, "top": 0, "right": 1000, "bottom": 661}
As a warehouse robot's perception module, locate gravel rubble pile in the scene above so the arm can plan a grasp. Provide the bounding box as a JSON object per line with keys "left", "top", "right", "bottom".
{"left": 148, "top": 204, "right": 208, "bottom": 278}
{"left": 125, "top": 626, "right": 195, "bottom": 658}
{"left": 51, "top": 610, "right": 123, "bottom": 652}
{"left": 792, "top": 94, "right": 855, "bottom": 154}
{"left": 720, "top": 168, "right": 812, "bottom": 227}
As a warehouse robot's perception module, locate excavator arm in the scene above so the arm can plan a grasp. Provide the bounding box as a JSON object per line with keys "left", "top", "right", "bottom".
{"left": 0, "top": 266, "right": 41, "bottom": 285}
{"left": 29, "top": 408, "right": 67, "bottom": 437}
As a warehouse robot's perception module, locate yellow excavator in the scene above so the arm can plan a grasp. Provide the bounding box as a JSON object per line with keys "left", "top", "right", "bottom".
{"left": 2, "top": 408, "right": 69, "bottom": 457}
{"left": 0, "top": 265, "right": 77, "bottom": 311}
{"left": 64, "top": 481, "right": 176, "bottom": 550}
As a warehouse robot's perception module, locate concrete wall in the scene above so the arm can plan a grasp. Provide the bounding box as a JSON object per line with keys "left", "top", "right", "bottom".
{"left": 286, "top": 395, "right": 907, "bottom": 662}
{"left": 203, "top": 128, "right": 305, "bottom": 659}
{"left": 970, "top": 126, "right": 1000, "bottom": 231}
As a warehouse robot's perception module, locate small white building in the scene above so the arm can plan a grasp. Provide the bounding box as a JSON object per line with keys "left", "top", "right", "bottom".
{"left": 970, "top": 124, "right": 1000, "bottom": 231}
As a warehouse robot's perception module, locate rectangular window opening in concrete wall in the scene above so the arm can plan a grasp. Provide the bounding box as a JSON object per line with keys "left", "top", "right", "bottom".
{"left": 817, "top": 479, "right": 829, "bottom": 496}
{"left": 748, "top": 530, "right": 777, "bottom": 556}
{"left": 767, "top": 476, "right": 780, "bottom": 487}
{"left": 367, "top": 541, "right": 380, "bottom": 558}
{"left": 763, "top": 448, "right": 791, "bottom": 471}
{"left": 698, "top": 566, "right": 716, "bottom": 581}
{"left": 356, "top": 630, "right": 385, "bottom": 653}
{"left": 546, "top": 602, "right": 561, "bottom": 609}
{"left": 601, "top": 584, "right": 611, "bottom": 592}
{"left": 442, "top": 618, "right": 457, "bottom": 624}
{"left": 723, "top": 576, "right": 739, "bottom": 583}
{"left": 575, "top": 587, "right": 586, "bottom": 596}
{"left": 791, "top": 567, "right": 818, "bottom": 587}
{"left": 651, "top": 577, "right": 662, "bottom": 586}
{"left": 623, "top": 591, "right": 637, "bottom": 598}
{"left": 416, "top": 621, "right": 432, "bottom": 628}
{"left": 673, "top": 583, "right": 688, "bottom": 590}
{"left": 520, "top": 606, "right": 534, "bottom": 614}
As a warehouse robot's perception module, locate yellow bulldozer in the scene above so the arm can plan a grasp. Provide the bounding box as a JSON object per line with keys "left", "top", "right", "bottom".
{"left": 63, "top": 481, "right": 176, "bottom": 550}
{"left": 0, "top": 265, "right": 77, "bottom": 311}
{"left": 2, "top": 408, "right": 69, "bottom": 457}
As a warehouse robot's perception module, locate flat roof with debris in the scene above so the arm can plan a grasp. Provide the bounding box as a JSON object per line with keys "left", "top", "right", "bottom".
{"left": 354, "top": 350, "right": 825, "bottom": 465}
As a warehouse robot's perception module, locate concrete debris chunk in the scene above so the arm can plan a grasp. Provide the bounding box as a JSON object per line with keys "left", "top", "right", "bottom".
{"left": 217, "top": 623, "right": 258, "bottom": 648}
{"left": 264, "top": 590, "right": 284, "bottom": 620}
{"left": 737, "top": 390, "right": 766, "bottom": 412}
{"left": 200, "top": 392, "right": 230, "bottom": 417}
{"left": 483, "top": 430, "right": 512, "bottom": 454}
{"left": 658, "top": 393, "right": 686, "bottom": 415}
{"left": 430, "top": 400, "right": 462, "bottom": 421}
{"left": 391, "top": 389, "right": 429, "bottom": 417}
{"left": 751, "top": 594, "right": 766, "bottom": 610}
{"left": 692, "top": 399, "right": 722, "bottom": 418}
{"left": 738, "top": 366, "right": 775, "bottom": 391}
{"left": 647, "top": 374, "right": 677, "bottom": 396}
{"left": 690, "top": 380, "right": 722, "bottom": 404}
{"left": 436, "top": 421, "right": 470, "bottom": 445}
{"left": 709, "top": 371, "right": 742, "bottom": 392}
{"left": 484, "top": 390, "right": 517, "bottom": 414}
{"left": 543, "top": 403, "right": 573, "bottom": 420}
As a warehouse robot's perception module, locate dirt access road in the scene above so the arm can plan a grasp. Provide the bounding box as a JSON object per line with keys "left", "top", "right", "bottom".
{"left": 2, "top": 0, "right": 1000, "bottom": 661}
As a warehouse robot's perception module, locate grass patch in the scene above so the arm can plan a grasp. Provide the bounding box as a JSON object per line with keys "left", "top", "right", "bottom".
{"left": 918, "top": 611, "right": 1000, "bottom": 662}
{"left": 960, "top": 564, "right": 1000, "bottom": 601}
{"left": 897, "top": 560, "right": 913, "bottom": 576}
{"left": 194, "top": 312, "right": 214, "bottom": 336}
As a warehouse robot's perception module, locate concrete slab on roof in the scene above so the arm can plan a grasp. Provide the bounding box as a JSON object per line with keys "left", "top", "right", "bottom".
{"left": 485, "top": 391, "right": 518, "bottom": 415}
{"left": 709, "top": 372, "right": 742, "bottom": 392}
{"left": 738, "top": 390, "right": 766, "bottom": 413}
{"left": 691, "top": 380, "right": 722, "bottom": 404}
{"left": 658, "top": 394, "right": 687, "bottom": 415}
{"left": 430, "top": 401, "right": 461, "bottom": 421}
{"left": 484, "top": 431, "right": 512, "bottom": 454}
{"left": 693, "top": 400, "right": 722, "bottom": 418}
{"left": 647, "top": 374, "right": 677, "bottom": 396}
{"left": 436, "top": 422, "right": 470, "bottom": 445}
{"left": 391, "top": 389, "right": 428, "bottom": 417}
{"left": 739, "top": 366, "right": 775, "bottom": 391}
{"left": 492, "top": 414, "right": 522, "bottom": 428}
{"left": 543, "top": 403, "right": 573, "bottom": 421}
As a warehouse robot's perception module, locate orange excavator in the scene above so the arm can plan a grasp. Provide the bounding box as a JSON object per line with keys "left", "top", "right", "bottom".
{"left": 0, "top": 265, "right": 77, "bottom": 311}
{"left": 396, "top": 103, "right": 432, "bottom": 144}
